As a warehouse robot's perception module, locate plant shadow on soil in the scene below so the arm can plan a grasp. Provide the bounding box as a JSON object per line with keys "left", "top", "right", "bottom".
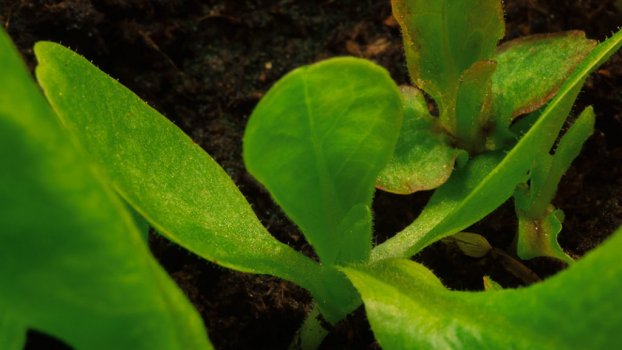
{"left": 2, "top": 0, "right": 622, "bottom": 349}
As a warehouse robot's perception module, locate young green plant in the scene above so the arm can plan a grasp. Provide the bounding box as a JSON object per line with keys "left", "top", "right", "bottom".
{"left": 12, "top": 1, "right": 622, "bottom": 349}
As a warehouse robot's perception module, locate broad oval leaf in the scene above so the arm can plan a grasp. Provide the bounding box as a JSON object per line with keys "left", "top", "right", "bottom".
{"left": 491, "top": 31, "right": 596, "bottom": 142}
{"left": 392, "top": 0, "right": 504, "bottom": 113}
{"left": 33, "top": 42, "right": 359, "bottom": 322}
{"left": 372, "top": 28, "right": 622, "bottom": 261}
{"left": 376, "top": 86, "right": 461, "bottom": 194}
{"left": 0, "top": 30, "right": 211, "bottom": 349}
{"left": 345, "top": 226, "right": 622, "bottom": 348}
{"left": 244, "top": 57, "right": 402, "bottom": 265}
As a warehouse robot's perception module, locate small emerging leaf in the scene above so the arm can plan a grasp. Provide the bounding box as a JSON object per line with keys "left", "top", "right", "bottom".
{"left": 482, "top": 276, "right": 503, "bottom": 291}
{"left": 446, "top": 232, "right": 492, "bottom": 258}
{"left": 244, "top": 57, "right": 402, "bottom": 265}
{"left": 377, "top": 86, "right": 461, "bottom": 194}
{"left": 454, "top": 60, "right": 497, "bottom": 152}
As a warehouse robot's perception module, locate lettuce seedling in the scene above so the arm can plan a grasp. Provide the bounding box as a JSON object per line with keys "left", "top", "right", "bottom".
{"left": 0, "top": 29, "right": 211, "bottom": 349}
{"left": 15, "top": 1, "right": 622, "bottom": 349}
{"left": 379, "top": 4, "right": 596, "bottom": 194}
{"left": 381, "top": 0, "right": 601, "bottom": 265}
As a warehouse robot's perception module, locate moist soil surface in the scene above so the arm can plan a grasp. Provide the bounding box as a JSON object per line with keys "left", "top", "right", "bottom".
{"left": 2, "top": 1, "right": 622, "bottom": 349}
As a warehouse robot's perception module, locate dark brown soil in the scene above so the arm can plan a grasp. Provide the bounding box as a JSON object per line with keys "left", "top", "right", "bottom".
{"left": 2, "top": 1, "right": 621, "bottom": 349}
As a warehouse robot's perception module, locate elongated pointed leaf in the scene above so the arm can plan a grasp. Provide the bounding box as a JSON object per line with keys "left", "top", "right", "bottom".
{"left": 392, "top": 0, "right": 504, "bottom": 115}
{"left": 454, "top": 60, "right": 496, "bottom": 152}
{"left": 244, "top": 57, "right": 402, "bottom": 265}
{"left": 0, "top": 30, "right": 211, "bottom": 350}
{"left": 377, "top": 86, "right": 460, "bottom": 194}
{"left": 491, "top": 31, "right": 596, "bottom": 142}
{"left": 34, "top": 42, "right": 358, "bottom": 323}
{"left": 515, "top": 107, "right": 595, "bottom": 263}
{"left": 345, "top": 226, "right": 622, "bottom": 348}
{"left": 372, "top": 152, "right": 504, "bottom": 261}
{"left": 372, "top": 28, "right": 622, "bottom": 261}
{"left": 528, "top": 107, "right": 595, "bottom": 216}
{"left": 0, "top": 314, "right": 25, "bottom": 350}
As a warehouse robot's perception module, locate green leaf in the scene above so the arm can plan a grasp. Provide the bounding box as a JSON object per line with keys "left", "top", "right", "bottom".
{"left": 454, "top": 60, "right": 496, "bottom": 152}
{"left": 372, "top": 28, "right": 622, "bottom": 261}
{"left": 125, "top": 200, "right": 151, "bottom": 241}
{"left": 516, "top": 207, "right": 571, "bottom": 263}
{"left": 244, "top": 57, "right": 402, "bottom": 265}
{"left": 0, "top": 313, "right": 25, "bottom": 350}
{"left": 372, "top": 152, "right": 505, "bottom": 261}
{"left": 514, "top": 107, "right": 595, "bottom": 263}
{"left": 525, "top": 107, "right": 595, "bottom": 216}
{"left": 34, "top": 42, "right": 358, "bottom": 323}
{"left": 392, "top": 0, "right": 504, "bottom": 124}
{"left": 491, "top": 31, "right": 596, "bottom": 144}
{"left": 0, "top": 30, "right": 211, "bottom": 349}
{"left": 344, "top": 226, "right": 622, "bottom": 348}
{"left": 377, "top": 86, "right": 461, "bottom": 194}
